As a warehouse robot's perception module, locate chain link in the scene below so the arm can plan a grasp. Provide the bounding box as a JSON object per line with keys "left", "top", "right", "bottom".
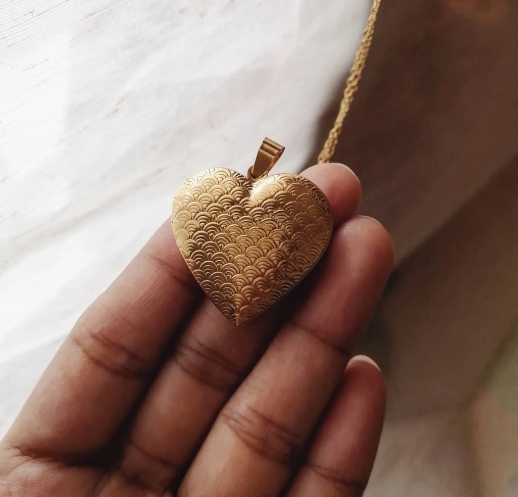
{"left": 318, "top": 0, "right": 383, "bottom": 163}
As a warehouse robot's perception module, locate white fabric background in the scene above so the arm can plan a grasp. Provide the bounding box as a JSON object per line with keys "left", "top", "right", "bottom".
{"left": 0, "top": 0, "right": 369, "bottom": 440}
{"left": 5, "top": 3, "right": 514, "bottom": 495}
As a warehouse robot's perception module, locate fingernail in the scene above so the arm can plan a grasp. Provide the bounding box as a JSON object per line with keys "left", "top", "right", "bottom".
{"left": 328, "top": 163, "right": 360, "bottom": 183}
{"left": 357, "top": 215, "right": 383, "bottom": 227}
{"left": 351, "top": 355, "right": 381, "bottom": 371}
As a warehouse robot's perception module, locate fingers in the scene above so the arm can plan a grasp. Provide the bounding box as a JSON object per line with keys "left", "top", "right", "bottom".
{"left": 178, "top": 217, "right": 393, "bottom": 497}
{"left": 302, "top": 164, "right": 362, "bottom": 225}
{"left": 110, "top": 164, "right": 362, "bottom": 492}
{"left": 3, "top": 222, "right": 204, "bottom": 458}
{"left": 286, "top": 357, "right": 385, "bottom": 497}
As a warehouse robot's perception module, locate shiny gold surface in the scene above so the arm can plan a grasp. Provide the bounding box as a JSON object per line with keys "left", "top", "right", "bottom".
{"left": 172, "top": 167, "right": 333, "bottom": 325}
{"left": 318, "top": 0, "right": 383, "bottom": 163}
{"left": 248, "top": 137, "right": 285, "bottom": 181}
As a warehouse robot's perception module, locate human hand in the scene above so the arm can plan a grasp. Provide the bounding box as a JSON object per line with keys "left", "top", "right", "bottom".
{"left": 0, "top": 163, "right": 393, "bottom": 497}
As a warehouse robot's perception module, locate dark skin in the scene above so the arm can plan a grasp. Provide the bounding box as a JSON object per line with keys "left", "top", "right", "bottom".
{"left": 0, "top": 163, "right": 393, "bottom": 497}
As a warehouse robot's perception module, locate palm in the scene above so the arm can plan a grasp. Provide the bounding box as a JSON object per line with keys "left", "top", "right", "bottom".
{"left": 0, "top": 164, "right": 393, "bottom": 497}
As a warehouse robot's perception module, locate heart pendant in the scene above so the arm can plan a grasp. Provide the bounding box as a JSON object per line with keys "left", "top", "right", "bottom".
{"left": 171, "top": 138, "right": 333, "bottom": 325}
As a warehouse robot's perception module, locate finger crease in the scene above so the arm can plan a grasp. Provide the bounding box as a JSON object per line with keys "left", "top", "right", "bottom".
{"left": 289, "top": 319, "right": 351, "bottom": 360}
{"left": 126, "top": 438, "right": 179, "bottom": 475}
{"left": 306, "top": 462, "right": 367, "bottom": 496}
{"left": 221, "top": 405, "right": 305, "bottom": 468}
{"left": 73, "top": 329, "right": 154, "bottom": 380}
{"left": 112, "top": 438, "right": 178, "bottom": 495}
{"left": 172, "top": 339, "right": 244, "bottom": 392}
{"left": 143, "top": 249, "right": 198, "bottom": 293}
{"left": 113, "top": 465, "right": 169, "bottom": 496}
{"left": 3, "top": 443, "right": 85, "bottom": 468}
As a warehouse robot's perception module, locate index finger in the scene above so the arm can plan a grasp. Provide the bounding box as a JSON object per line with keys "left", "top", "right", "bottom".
{"left": 2, "top": 221, "right": 203, "bottom": 458}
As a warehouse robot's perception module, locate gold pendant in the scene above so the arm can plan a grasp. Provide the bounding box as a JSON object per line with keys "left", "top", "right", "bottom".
{"left": 171, "top": 138, "right": 333, "bottom": 325}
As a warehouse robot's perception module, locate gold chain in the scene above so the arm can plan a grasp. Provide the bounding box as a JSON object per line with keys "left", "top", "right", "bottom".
{"left": 318, "top": 0, "right": 383, "bottom": 164}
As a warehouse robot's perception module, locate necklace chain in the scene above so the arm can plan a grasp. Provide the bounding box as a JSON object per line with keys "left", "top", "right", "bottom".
{"left": 318, "top": 0, "right": 383, "bottom": 163}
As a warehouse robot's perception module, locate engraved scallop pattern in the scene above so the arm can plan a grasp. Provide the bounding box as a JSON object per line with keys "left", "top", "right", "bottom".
{"left": 172, "top": 168, "right": 333, "bottom": 325}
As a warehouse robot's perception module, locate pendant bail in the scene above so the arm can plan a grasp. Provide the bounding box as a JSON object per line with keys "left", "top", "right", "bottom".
{"left": 247, "top": 137, "right": 285, "bottom": 182}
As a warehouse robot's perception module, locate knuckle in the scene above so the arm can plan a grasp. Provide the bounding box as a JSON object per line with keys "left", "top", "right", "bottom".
{"left": 172, "top": 339, "right": 244, "bottom": 392}
{"left": 221, "top": 405, "right": 305, "bottom": 468}
{"left": 289, "top": 319, "right": 351, "bottom": 359}
{"left": 72, "top": 320, "right": 153, "bottom": 380}
{"left": 115, "top": 438, "right": 178, "bottom": 494}
{"left": 112, "top": 465, "right": 167, "bottom": 496}
{"left": 305, "top": 462, "right": 367, "bottom": 496}
{"left": 142, "top": 246, "right": 198, "bottom": 292}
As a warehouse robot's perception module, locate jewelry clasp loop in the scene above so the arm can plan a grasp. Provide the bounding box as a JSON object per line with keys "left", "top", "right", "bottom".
{"left": 247, "top": 137, "right": 285, "bottom": 182}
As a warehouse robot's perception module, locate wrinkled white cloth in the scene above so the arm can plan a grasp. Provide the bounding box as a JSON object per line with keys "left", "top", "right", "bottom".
{"left": 4, "top": 0, "right": 518, "bottom": 497}
{"left": 0, "top": 0, "right": 370, "bottom": 438}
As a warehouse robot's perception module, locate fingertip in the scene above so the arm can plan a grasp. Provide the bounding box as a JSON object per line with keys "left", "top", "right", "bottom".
{"left": 329, "top": 163, "right": 361, "bottom": 184}
{"left": 356, "top": 215, "right": 394, "bottom": 259}
{"left": 345, "top": 355, "right": 386, "bottom": 411}
{"left": 301, "top": 163, "right": 362, "bottom": 226}
{"left": 337, "top": 216, "right": 394, "bottom": 277}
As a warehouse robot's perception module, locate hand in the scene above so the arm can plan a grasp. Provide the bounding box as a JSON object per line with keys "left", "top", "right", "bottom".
{"left": 0, "top": 163, "right": 393, "bottom": 497}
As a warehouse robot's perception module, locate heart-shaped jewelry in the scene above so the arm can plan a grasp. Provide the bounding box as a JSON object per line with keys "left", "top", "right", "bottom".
{"left": 171, "top": 138, "right": 333, "bottom": 325}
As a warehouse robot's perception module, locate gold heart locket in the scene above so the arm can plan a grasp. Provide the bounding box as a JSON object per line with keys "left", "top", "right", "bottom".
{"left": 171, "top": 138, "right": 333, "bottom": 325}
{"left": 170, "top": 0, "right": 384, "bottom": 325}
